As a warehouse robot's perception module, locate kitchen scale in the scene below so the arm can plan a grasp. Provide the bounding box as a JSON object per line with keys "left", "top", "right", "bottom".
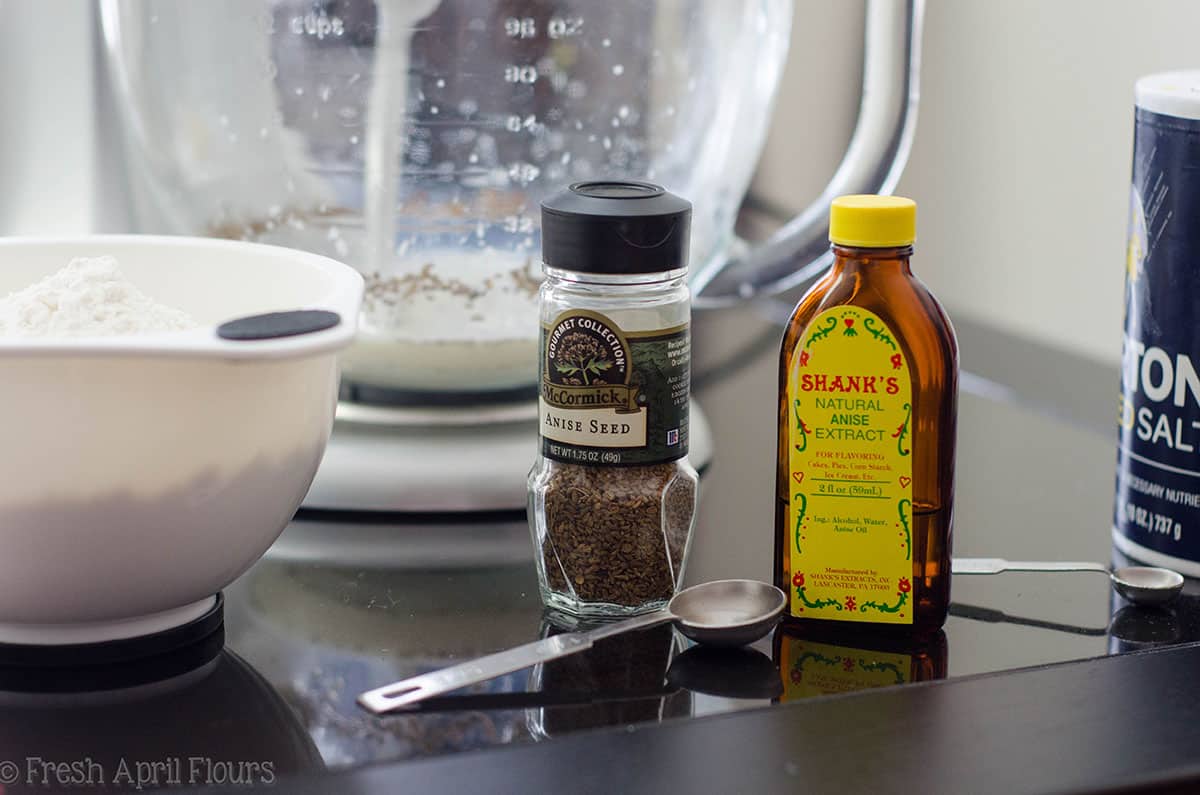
{"left": 298, "top": 396, "right": 714, "bottom": 514}
{"left": 0, "top": 596, "right": 225, "bottom": 677}
{"left": 272, "top": 389, "right": 713, "bottom": 566}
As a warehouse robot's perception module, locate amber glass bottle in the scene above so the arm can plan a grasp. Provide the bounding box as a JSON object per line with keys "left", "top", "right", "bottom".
{"left": 775, "top": 195, "right": 957, "bottom": 635}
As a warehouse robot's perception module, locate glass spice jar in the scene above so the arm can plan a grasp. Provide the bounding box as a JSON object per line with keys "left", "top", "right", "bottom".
{"left": 528, "top": 181, "right": 699, "bottom": 617}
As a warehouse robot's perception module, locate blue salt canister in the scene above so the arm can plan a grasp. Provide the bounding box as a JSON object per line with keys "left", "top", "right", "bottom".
{"left": 1116, "top": 71, "right": 1200, "bottom": 575}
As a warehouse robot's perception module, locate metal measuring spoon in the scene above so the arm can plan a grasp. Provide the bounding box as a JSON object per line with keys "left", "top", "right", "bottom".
{"left": 357, "top": 579, "right": 786, "bottom": 714}
{"left": 952, "top": 558, "right": 1185, "bottom": 606}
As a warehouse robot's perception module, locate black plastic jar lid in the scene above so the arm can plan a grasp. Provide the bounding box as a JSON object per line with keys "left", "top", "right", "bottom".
{"left": 541, "top": 181, "right": 691, "bottom": 275}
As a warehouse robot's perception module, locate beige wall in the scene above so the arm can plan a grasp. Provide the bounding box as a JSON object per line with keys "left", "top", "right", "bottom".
{"left": 753, "top": 1, "right": 864, "bottom": 208}
{"left": 755, "top": 0, "right": 1200, "bottom": 364}
{"left": 0, "top": 1, "right": 97, "bottom": 234}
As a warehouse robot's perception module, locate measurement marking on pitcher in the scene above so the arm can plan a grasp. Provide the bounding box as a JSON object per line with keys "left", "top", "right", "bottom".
{"left": 504, "top": 65, "right": 539, "bottom": 84}
{"left": 503, "top": 16, "right": 585, "bottom": 39}
{"left": 406, "top": 119, "right": 502, "bottom": 128}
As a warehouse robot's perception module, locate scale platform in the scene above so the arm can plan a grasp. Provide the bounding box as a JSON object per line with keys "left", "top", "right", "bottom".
{"left": 301, "top": 399, "right": 714, "bottom": 514}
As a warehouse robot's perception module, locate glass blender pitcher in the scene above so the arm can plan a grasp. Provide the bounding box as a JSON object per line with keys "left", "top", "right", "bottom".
{"left": 99, "top": 0, "right": 922, "bottom": 404}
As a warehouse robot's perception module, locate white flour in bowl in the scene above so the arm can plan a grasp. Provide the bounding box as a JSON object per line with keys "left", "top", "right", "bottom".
{"left": 0, "top": 256, "right": 196, "bottom": 337}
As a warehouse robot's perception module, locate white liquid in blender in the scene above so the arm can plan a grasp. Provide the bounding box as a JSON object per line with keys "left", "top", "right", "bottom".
{"left": 363, "top": 0, "right": 419, "bottom": 278}
{"left": 343, "top": 250, "right": 541, "bottom": 392}
{"left": 348, "top": 0, "right": 540, "bottom": 394}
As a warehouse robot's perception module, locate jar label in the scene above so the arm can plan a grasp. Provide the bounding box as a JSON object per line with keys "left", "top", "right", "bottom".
{"left": 785, "top": 307, "right": 914, "bottom": 624}
{"left": 778, "top": 635, "right": 912, "bottom": 700}
{"left": 539, "top": 310, "right": 689, "bottom": 465}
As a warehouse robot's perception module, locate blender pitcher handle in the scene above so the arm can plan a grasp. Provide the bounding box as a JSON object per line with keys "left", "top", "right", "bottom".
{"left": 692, "top": 0, "right": 925, "bottom": 307}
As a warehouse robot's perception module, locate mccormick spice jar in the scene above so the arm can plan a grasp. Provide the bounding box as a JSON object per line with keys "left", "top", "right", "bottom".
{"left": 528, "top": 181, "right": 698, "bottom": 617}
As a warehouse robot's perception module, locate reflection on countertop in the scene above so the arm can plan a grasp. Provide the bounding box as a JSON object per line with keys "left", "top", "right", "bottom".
{"left": 774, "top": 624, "right": 948, "bottom": 701}
{"left": 1108, "top": 548, "right": 1200, "bottom": 653}
{"left": 0, "top": 631, "right": 323, "bottom": 791}
{"left": 8, "top": 536, "right": 1198, "bottom": 787}
{"left": 214, "top": 296, "right": 1134, "bottom": 772}
{"left": 0, "top": 296, "right": 1163, "bottom": 780}
{"left": 216, "top": 293, "right": 1132, "bottom": 773}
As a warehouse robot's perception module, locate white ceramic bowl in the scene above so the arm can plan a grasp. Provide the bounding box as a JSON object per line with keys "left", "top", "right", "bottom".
{"left": 0, "top": 236, "right": 363, "bottom": 644}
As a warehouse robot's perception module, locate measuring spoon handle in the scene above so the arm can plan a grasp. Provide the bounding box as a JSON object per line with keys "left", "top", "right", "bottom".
{"left": 952, "top": 558, "right": 1110, "bottom": 575}
{"left": 357, "top": 609, "right": 673, "bottom": 714}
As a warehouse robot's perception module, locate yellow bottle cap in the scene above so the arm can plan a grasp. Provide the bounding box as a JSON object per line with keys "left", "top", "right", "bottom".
{"left": 829, "top": 195, "right": 917, "bottom": 248}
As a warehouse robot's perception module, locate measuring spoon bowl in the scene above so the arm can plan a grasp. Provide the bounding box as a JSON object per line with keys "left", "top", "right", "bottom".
{"left": 669, "top": 579, "right": 787, "bottom": 647}
{"left": 1110, "top": 566, "right": 1185, "bottom": 606}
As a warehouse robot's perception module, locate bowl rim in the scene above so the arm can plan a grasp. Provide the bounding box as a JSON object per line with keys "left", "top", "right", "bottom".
{"left": 0, "top": 235, "right": 364, "bottom": 360}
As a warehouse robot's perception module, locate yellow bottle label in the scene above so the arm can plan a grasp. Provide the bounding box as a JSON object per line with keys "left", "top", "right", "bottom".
{"left": 785, "top": 306, "right": 914, "bottom": 624}
{"left": 778, "top": 635, "right": 913, "bottom": 700}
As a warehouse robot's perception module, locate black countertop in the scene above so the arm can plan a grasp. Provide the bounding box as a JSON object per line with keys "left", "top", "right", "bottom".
{"left": 4, "top": 291, "right": 1190, "bottom": 794}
